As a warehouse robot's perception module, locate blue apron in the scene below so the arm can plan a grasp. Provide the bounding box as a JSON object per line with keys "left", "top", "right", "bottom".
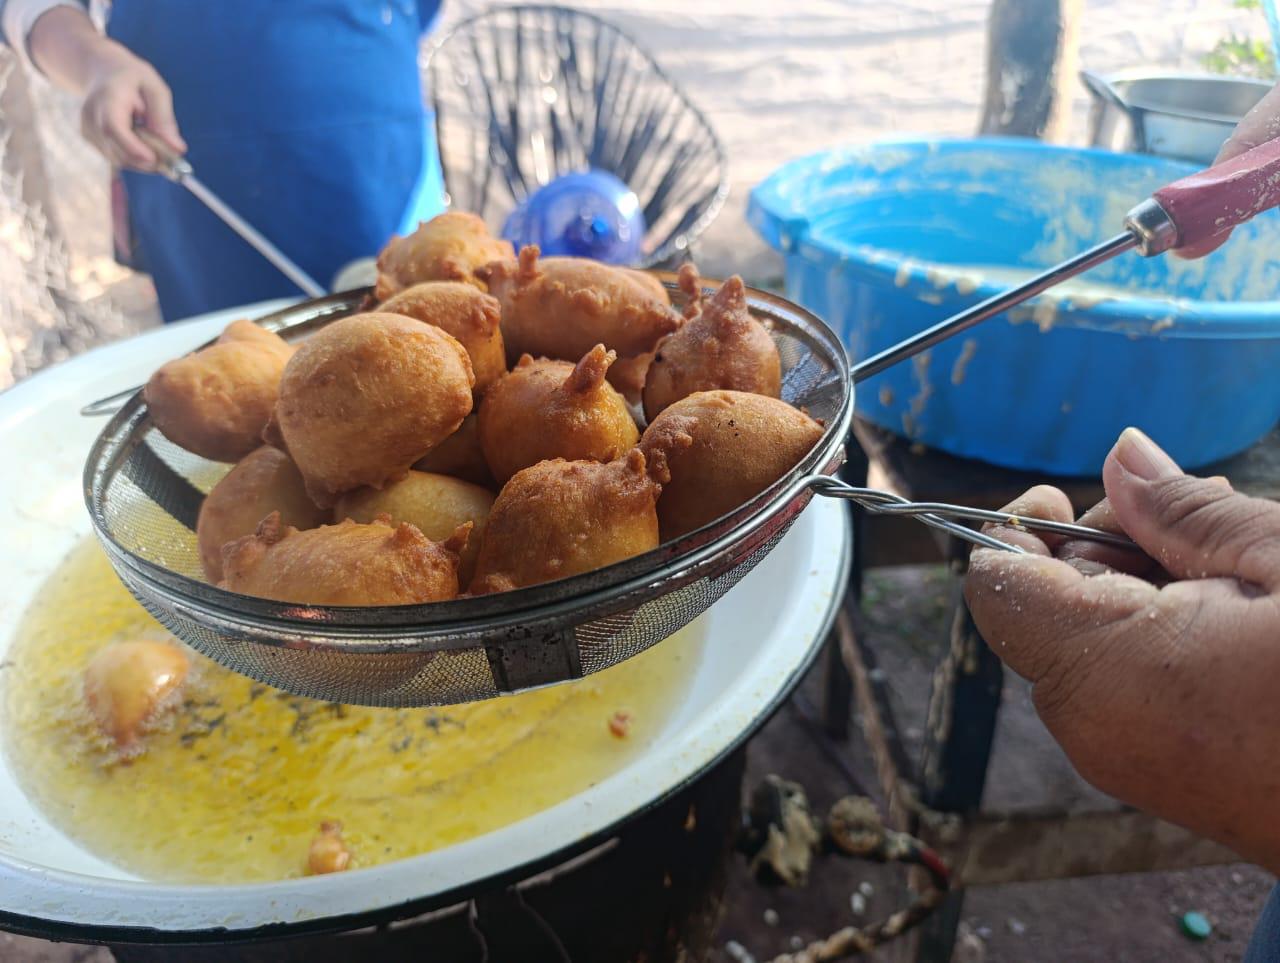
{"left": 109, "top": 0, "right": 446, "bottom": 321}
{"left": 1247, "top": 886, "right": 1280, "bottom": 962}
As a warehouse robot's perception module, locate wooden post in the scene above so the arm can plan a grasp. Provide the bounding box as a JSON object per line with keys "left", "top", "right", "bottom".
{"left": 979, "top": 0, "right": 1083, "bottom": 141}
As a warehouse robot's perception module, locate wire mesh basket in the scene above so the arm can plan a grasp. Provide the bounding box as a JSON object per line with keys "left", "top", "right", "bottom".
{"left": 425, "top": 4, "right": 729, "bottom": 267}
{"left": 84, "top": 278, "right": 853, "bottom": 707}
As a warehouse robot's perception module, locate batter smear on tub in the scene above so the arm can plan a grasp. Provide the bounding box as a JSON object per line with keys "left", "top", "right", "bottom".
{"left": 950, "top": 339, "right": 978, "bottom": 386}
{"left": 901, "top": 350, "right": 933, "bottom": 437}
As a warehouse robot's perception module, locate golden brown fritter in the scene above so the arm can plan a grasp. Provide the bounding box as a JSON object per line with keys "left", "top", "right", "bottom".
{"left": 374, "top": 212, "right": 514, "bottom": 300}
{"left": 621, "top": 268, "right": 671, "bottom": 306}
{"left": 144, "top": 320, "right": 294, "bottom": 463}
{"left": 274, "top": 312, "right": 475, "bottom": 507}
{"left": 412, "top": 413, "right": 494, "bottom": 488}
{"left": 217, "top": 318, "right": 296, "bottom": 361}
{"left": 83, "top": 640, "right": 189, "bottom": 753}
{"left": 675, "top": 261, "right": 704, "bottom": 318}
{"left": 334, "top": 470, "right": 495, "bottom": 586}
{"left": 220, "top": 513, "right": 468, "bottom": 606}
{"left": 600, "top": 261, "right": 698, "bottom": 405}
{"left": 640, "top": 390, "right": 823, "bottom": 541}
{"left": 482, "top": 245, "right": 680, "bottom": 364}
{"left": 196, "top": 446, "right": 327, "bottom": 582}
{"left": 478, "top": 345, "right": 640, "bottom": 484}
{"left": 605, "top": 350, "right": 655, "bottom": 405}
{"left": 469, "top": 450, "right": 659, "bottom": 594}
{"left": 307, "top": 821, "right": 351, "bottom": 875}
{"left": 378, "top": 282, "right": 506, "bottom": 397}
{"left": 642, "top": 274, "right": 781, "bottom": 420}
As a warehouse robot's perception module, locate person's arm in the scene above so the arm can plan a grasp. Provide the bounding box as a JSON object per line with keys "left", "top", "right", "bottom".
{"left": 964, "top": 428, "right": 1280, "bottom": 873}
{"left": 19, "top": 4, "right": 184, "bottom": 169}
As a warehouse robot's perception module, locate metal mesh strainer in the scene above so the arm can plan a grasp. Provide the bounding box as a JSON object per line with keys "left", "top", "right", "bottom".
{"left": 84, "top": 279, "right": 854, "bottom": 706}
{"left": 85, "top": 273, "right": 1143, "bottom": 706}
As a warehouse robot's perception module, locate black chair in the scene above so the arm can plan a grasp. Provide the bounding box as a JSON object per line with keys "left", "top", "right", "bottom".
{"left": 426, "top": 4, "right": 729, "bottom": 267}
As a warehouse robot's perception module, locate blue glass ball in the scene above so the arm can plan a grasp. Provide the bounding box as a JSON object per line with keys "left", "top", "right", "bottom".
{"left": 502, "top": 171, "right": 646, "bottom": 264}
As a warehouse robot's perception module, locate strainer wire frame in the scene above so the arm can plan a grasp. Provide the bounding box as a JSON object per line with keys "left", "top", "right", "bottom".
{"left": 83, "top": 278, "right": 853, "bottom": 674}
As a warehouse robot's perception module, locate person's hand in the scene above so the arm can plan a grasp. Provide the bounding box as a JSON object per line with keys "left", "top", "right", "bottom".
{"left": 1177, "top": 81, "right": 1280, "bottom": 259}
{"left": 964, "top": 427, "right": 1280, "bottom": 873}
{"left": 79, "top": 45, "right": 185, "bottom": 171}
{"left": 26, "top": 6, "right": 186, "bottom": 170}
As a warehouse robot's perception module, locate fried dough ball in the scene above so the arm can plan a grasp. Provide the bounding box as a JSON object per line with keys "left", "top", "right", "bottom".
{"left": 413, "top": 413, "right": 493, "bottom": 487}
{"left": 482, "top": 245, "right": 680, "bottom": 365}
{"left": 220, "top": 512, "right": 467, "bottom": 606}
{"left": 374, "top": 212, "right": 514, "bottom": 300}
{"left": 196, "top": 446, "right": 326, "bottom": 582}
{"left": 621, "top": 268, "right": 671, "bottom": 305}
{"left": 274, "top": 313, "right": 474, "bottom": 507}
{"left": 144, "top": 320, "right": 294, "bottom": 463}
{"left": 334, "top": 470, "right": 494, "bottom": 586}
{"left": 218, "top": 318, "right": 296, "bottom": 362}
{"left": 643, "top": 274, "right": 781, "bottom": 420}
{"left": 478, "top": 345, "right": 640, "bottom": 484}
{"left": 606, "top": 351, "right": 655, "bottom": 405}
{"left": 308, "top": 821, "right": 351, "bottom": 875}
{"left": 640, "top": 390, "right": 823, "bottom": 541}
{"left": 379, "top": 282, "right": 506, "bottom": 397}
{"left": 469, "top": 450, "right": 659, "bottom": 594}
{"left": 604, "top": 267, "right": 678, "bottom": 401}
{"left": 675, "top": 261, "right": 704, "bottom": 317}
{"left": 83, "top": 640, "right": 189, "bottom": 753}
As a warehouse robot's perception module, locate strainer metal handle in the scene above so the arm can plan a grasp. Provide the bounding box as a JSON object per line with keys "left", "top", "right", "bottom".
{"left": 81, "top": 281, "right": 1144, "bottom": 708}
{"left": 798, "top": 474, "right": 1139, "bottom": 555}
{"left": 849, "top": 134, "right": 1280, "bottom": 382}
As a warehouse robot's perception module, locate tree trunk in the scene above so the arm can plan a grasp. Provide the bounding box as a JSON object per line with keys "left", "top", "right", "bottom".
{"left": 979, "top": 0, "right": 1083, "bottom": 141}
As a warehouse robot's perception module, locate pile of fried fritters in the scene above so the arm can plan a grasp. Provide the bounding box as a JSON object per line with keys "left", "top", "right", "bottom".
{"left": 143, "top": 212, "right": 824, "bottom": 607}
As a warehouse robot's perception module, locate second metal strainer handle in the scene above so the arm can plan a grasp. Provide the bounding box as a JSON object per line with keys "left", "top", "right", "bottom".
{"left": 803, "top": 475, "right": 1140, "bottom": 555}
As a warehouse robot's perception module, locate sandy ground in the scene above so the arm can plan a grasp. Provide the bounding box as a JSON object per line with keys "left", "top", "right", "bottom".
{"left": 1, "top": 1, "right": 1276, "bottom": 960}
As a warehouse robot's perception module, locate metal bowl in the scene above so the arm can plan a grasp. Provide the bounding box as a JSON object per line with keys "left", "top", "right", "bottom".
{"left": 1082, "top": 69, "right": 1272, "bottom": 164}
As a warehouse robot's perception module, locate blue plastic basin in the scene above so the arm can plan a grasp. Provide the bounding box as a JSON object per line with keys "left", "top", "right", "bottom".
{"left": 748, "top": 137, "right": 1280, "bottom": 474}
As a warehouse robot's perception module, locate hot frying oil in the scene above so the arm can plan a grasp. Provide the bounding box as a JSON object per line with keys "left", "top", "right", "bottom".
{"left": 4, "top": 539, "right": 700, "bottom": 883}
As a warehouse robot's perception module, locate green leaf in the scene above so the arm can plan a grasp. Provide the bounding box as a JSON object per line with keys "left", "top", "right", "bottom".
{"left": 1200, "top": 31, "right": 1277, "bottom": 78}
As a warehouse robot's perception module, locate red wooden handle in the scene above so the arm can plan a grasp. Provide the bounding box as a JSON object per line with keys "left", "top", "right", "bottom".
{"left": 1153, "top": 137, "right": 1280, "bottom": 249}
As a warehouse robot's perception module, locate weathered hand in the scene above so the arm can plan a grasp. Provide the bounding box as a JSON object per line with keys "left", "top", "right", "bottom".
{"left": 965, "top": 427, "right": 1280, "bottom": 873}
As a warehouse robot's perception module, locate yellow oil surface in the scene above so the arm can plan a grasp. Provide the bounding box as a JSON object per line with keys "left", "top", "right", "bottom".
{"left": 3, "top": 539, "right": 700, "bottom": 883}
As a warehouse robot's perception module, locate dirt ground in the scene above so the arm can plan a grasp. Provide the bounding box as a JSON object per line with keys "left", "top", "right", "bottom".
{"left": 712, "top": 564, "right": 1275, "bottom": 963}
{"left": 3, "top": 564, "right": 1272, "bottom": 963}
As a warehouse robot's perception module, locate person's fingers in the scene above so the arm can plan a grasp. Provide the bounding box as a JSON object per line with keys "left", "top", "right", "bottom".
{"left": 1103, "top": 427, "right": 1280, "bottom": 591}
{"left": 98, "top": 92, "right": 156, "bottom": 169}
{"left": 965, "top": 547, "right": 1156, "bottom": 688}
{"left": 1057, "top": 497, "right": 1160, "bottom": 577}
{"left": 138, "top": 76, "right": 186, "bottom": 154}
{"left": 1174, "top": 83, "right": 1280, "bottom": 260}
{"left": 1054, "top": 472, "right": 1234, "bottom": 581}
{"left": 979, "top": 484, "right": 1074, "bottom": 556}
{"left": 1216, "top": 81, "right": 1280, "bottom": 165}
{"left": 81, "top": 100, "right": 130, "bottom": 167}
{"left": 968, "top": 481, "right": 1156, "bottom": 699}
